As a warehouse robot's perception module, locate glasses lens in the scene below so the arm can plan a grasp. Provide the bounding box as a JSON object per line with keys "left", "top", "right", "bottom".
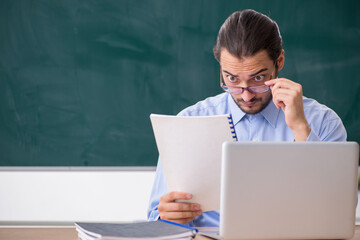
{"left": 248, "top": 85, "right": 270, "bottom": 93}
{"left": 222, "top": 85, "right": 269, "bottom": 94}
{"left": 221, "top": 85, "right": 244, "bottom": 94}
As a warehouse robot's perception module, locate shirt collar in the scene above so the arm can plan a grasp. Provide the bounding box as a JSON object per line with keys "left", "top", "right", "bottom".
{"left": 227, "top": 94, "right": 246, "bottom": 124}
{"left": 227, "top": 93, "right": 280, "bottom": 128}
{"left": 260, "top": 99, "right": 280, "bottom": 128}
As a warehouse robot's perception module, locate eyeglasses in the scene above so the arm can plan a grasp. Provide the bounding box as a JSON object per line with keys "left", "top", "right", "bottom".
{"left": 220, "top": 68, "right": 271, "bottom": 94}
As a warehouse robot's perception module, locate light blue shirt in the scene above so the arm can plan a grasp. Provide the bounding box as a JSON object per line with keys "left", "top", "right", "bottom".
{"left": 147, "top": 92, "right": 347, "bottom": 227}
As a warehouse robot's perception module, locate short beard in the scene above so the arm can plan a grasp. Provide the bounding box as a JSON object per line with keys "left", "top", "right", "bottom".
{"left": 232, "top": 92, "right": 273, "bottom": 114}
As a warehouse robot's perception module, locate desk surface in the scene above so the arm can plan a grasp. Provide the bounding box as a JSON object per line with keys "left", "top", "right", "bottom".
{"left": 1, "top": 226, "right": 360, "bottom": 240}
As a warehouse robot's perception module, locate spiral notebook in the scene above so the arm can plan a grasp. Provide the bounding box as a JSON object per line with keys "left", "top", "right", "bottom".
{"left": 150, "top": 114, "right": 237, "bottom": 212}
{"left": 75, "top": 219, "right": 198, "bottom": 240}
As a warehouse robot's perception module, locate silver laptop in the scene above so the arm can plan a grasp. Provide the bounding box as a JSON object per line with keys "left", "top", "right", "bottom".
{"left": 216, "top": 141, "right": 359, "bottom": 240}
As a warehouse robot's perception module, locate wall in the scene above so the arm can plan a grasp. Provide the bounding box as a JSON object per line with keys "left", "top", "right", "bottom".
{"left": 1, "top": 170, "right": 359, "bottom": 225}
{"left": 0, "top": 170, "right": 155, "bottom": 224}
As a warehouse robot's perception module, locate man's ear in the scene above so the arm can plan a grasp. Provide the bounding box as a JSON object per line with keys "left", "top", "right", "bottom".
{"left": 277, "top": 49, "right": 285, "bottom": 72}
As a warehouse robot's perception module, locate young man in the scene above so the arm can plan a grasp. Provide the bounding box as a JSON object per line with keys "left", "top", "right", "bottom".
{"left": 147, "top": 9, "right": 346, "bottom": 227}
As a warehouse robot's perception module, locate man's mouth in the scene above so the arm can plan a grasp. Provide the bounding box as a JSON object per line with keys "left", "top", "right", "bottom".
{"left": 242, "top": 101, "right": 256, "bottom": 107}
{"left": 237, "top": 98, "right": 260, "bottom": 108}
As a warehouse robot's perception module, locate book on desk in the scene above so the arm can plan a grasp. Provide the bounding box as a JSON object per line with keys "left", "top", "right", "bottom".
{"left": 75, "top": 220, "right": 198, "bottom": 240}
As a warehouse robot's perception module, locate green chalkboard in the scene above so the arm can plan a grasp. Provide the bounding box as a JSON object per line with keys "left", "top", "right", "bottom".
{"left": 0, "top": 0, "right": 359, "bottom": 166}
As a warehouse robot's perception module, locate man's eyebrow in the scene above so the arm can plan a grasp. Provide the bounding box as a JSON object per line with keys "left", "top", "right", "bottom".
{"left": 222, "top": 68, "right": 268, "bottom": 77}
{"left": 249, "top": 68, "right": 268, "bottom": 77}
{"left": 223, "top": 70, "right": 238, "bottom": 77}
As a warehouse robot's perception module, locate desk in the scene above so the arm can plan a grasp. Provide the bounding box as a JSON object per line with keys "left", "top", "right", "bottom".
{"left": 1, "top": 226, "right": 360, "bottom": 240}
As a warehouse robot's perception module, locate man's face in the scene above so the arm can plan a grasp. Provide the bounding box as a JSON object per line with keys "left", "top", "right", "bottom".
{"left": 220, "top": 49, "right": 278, "bottom": 114}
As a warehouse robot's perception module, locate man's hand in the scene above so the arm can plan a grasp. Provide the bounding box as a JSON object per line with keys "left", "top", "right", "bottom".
{"left": 265, "top": 78, "right": 311, "bottom": 141}
{"left": 158, "top": 191, "right": 202, "bottom": 224}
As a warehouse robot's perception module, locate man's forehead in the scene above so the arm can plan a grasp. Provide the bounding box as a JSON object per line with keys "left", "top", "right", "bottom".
{"left": 219, "top": 49, "right": 272, "bottom": 75}
{"left": 220, "top": 48, "right": 272, "bottom": 64}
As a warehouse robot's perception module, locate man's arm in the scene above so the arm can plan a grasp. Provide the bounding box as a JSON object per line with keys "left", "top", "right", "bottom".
{"left": 265, "top": 78, "right": 347, "bottom": 142}
{"left": 265, "top": 78, "right": 311, "bottom": 141}
{"left": 147, "top": 158, "right": 167, "bottom": 221}
{"left": 147, "top": 158, "right": 202, "bottom": 224}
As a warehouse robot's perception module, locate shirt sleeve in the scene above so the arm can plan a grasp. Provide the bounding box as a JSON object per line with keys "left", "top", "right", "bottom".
{"left": 147, "top": 158, "right": 168, "bottom": 221}
{"left": 306, "top": 128, "right": 321, "bottom": 141}
{"left": 306, "top": 109, "right": 347, "bottom": 142}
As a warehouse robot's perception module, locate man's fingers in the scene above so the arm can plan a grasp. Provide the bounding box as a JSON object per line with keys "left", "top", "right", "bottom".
{"left": 273, "top": 93, "right": 289, "bottom": 108}
{"left": 160, "top": 210, "right": 202, "bottom": 221}
{"left": 264, "top": 78, "right": 277, "bottom": 86}
{"left": 166, "top": 217, "right": 198, "bottom": 225}
{"left": 158, "top": 192, "right": 202, "bottom": 224}
{"left": 272, "top": 88, "right": 297, "bottom": 97}
{"left": 266, "top": 78, "right": 300, "bottom": 90}
{"left": 163, "top": 202, "right": 201, "bottom": 212}
{"left": 160, "top": 192, "right": 192, "bottom": 203}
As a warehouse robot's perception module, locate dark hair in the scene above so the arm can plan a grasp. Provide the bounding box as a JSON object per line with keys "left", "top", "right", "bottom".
{"left": 213, "top": 9, "right": 282, "bottom": 64}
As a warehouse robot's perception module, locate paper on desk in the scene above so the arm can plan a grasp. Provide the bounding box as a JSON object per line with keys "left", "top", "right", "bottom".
{"left": 150, "top": 114, "right": 237, "bottom": 212}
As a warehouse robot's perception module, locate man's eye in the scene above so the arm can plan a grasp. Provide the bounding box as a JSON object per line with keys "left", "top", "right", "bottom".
{"left": 254, "top": 75, "right": 265, "bottom": 82}
{"left": 227, "top": 75, "right": 237, "bottom": 83}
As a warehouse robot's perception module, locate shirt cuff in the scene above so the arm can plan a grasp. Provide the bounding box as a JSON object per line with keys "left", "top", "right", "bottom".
{"left": 306, "top": 128, "right": 321, "bottom": 142}
{"left": 148, "top": 209, "right": 160, "bottom": 221}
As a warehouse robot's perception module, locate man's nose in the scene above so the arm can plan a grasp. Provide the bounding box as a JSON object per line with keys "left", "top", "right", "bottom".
{"left": 241, "top": 89, "right": 256, "bottom": 102}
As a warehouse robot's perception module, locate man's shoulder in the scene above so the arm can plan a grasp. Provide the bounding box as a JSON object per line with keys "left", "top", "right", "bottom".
{"left": 178, "top": 93, "right": 229, "bottom": 116}
{"left": 302, "top": 96, "right": 346, "bottom": 141}
{"left": 303, "top": 96, "right": 331, "bottom": 111}
{"left": 302, "top": 96, "right": 340, "bottom": 120}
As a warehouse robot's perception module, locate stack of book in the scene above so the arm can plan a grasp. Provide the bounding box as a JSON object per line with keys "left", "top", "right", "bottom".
{"left": 75, "top": 220, "right": 198, "bottom": 240}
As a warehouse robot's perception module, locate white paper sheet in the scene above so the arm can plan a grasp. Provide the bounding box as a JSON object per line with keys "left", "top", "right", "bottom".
{"left": 150, "top": 114, "right": 236, "bottom": 212}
